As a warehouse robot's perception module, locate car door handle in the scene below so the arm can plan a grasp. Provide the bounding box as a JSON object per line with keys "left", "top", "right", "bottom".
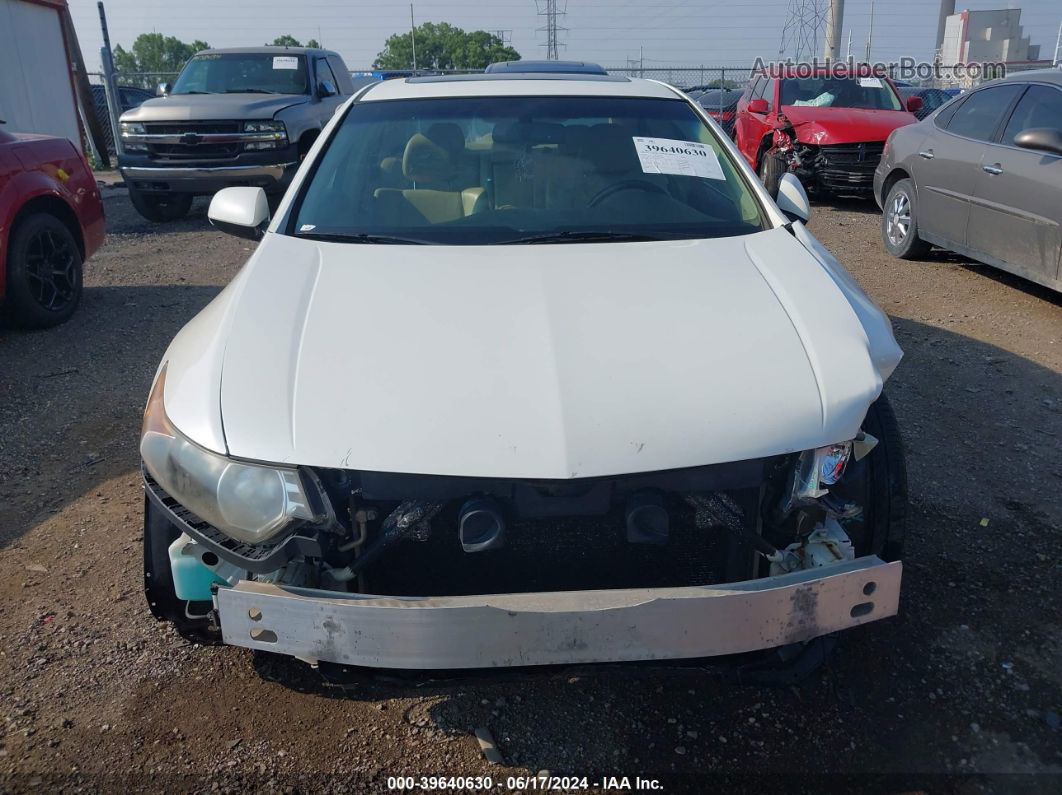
{"left": 918, "top": 150, "right": 934, "bottom": 159}
{"left": 982, "top": 163, "right": 1003, "bottom": 175}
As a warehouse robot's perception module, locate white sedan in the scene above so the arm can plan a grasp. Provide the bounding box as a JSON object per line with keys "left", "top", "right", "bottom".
{"left": 141, "top": 68, "right": 907, "bottom": 678}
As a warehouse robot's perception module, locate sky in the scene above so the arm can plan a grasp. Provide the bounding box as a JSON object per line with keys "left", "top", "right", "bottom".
{"left": 70, "top": 0, "right": 1062, "bottom": 74}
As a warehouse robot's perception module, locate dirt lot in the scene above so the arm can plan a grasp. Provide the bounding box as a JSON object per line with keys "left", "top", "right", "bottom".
{"left": 1, "top": 182, "right": 1060, "bottom": 793}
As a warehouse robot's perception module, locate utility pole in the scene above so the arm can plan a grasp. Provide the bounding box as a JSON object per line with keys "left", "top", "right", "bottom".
{"left": 846, "top": 28, "right": 853, "bottom": 60}
{"left": 96, "top": 1, "right": 122, "bottom": 156}
{"left": 410, "top": 4, "right": 417, "bottom": 73}
{"left": 640, "top": 45, "right": 644, "bottom": 78}
{"left": 823, "top": 0, "right": 845, "bottom": 61}
{"left": 536, "top": 0, "right": 567, "bottom": 60}
{"left": 1054, "top": 19, "right": 1061, "bottom": 67}
{"left": 865, "top": 0, "right": 875, "bottom": 63}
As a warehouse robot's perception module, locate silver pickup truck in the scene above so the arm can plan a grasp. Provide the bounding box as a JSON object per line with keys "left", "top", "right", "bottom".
{"left": 117, "top": 47, "right": 354, "bottom": 222}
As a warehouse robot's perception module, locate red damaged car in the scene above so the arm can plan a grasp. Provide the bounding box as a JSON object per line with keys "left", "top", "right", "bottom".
{"left": 0, "top": 123, "right": 105, "bottom": 328}
{"left": 734, "top": 67, "right": 921, "bottom": 197}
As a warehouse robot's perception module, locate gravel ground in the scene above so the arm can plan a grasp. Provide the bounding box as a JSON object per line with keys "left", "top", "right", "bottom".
{"left": 0, "top": 182, "right": 1060, "bottom": 793}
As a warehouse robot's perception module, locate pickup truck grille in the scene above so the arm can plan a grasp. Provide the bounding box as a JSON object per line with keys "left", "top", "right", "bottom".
{"left": 142, "top": 121, "right": 244, "bottom": 160}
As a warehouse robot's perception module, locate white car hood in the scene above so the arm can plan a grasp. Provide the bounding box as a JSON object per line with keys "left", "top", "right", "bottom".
{"left": 179, "top": 227, "right": 899, "bottom": 479}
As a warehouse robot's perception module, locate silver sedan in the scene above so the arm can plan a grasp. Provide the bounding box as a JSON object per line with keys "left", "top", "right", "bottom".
{"left": 874, "top": 70, "right": 1062, "bottom": 293}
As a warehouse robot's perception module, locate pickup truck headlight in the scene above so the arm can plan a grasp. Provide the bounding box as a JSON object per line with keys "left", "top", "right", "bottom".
{"left": 140, "top": 366, "right": 318, "bottom": 544}
{"left": 243, "top": 120, "right": 287, "bottom": 151}
{"left": 120, "top": 121, "right": 148, "bottom": 152}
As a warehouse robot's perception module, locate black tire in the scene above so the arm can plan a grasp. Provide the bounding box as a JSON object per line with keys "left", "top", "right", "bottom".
{"left": 143, "top": 495, "right": 223, "bottom": 645}
{"left": 881, "top": 178, "right": 931, "bottom": 259}
{"left": 3, "top": 213, "right": 83, "bottom": 328}
{"left": 127, "top": 185, "right": 193, "bottom": 222}
{"left": 833, "top": 392, "right": 908, "bottom": 561}
{"left": 758, "top": 151, "right": 785, "bottom": 198}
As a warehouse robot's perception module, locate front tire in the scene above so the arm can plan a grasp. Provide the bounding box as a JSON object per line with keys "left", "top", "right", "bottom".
{"left": 127, "top": 185, "right": 193, "bottom": 223}
{"left": 3, "top": 213, "right": 83, "bottom": 328}
{"left": 882, "top": 178, "right": 931, "bottom": 259}
{"left": 758, "top": 151, "right": 786, "bottom": 198}
{"left": 832, "top": 392, "right": 908, "bottom": 561}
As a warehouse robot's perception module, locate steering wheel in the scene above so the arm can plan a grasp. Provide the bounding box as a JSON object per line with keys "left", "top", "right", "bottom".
{"left": 588, "top": 179, "right": 668, "bottom": 207}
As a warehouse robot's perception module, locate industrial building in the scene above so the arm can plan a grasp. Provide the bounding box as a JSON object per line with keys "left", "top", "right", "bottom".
{"left": 940, "top": 7, "right": 1042, "bottom": 64}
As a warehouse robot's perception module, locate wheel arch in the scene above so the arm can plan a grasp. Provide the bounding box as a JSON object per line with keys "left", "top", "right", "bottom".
{"left": 11, "top": 194, "right": 85, "bottom": 261}
{"left": 297, "top": 128, "right": 321, "bottom": 158}
{"left": 881, "top": 167, "right": 912, "bottom": 207}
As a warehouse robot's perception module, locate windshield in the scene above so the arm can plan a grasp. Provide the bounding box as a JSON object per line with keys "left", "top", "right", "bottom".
{"left": 173, "top": 53, "right": 309, "bottom": 95}
{"left": 779, "top": 76, "right": 902, "bottom": 110}
{"left": 289, "top": 95, "right": 766, "bottom": 245}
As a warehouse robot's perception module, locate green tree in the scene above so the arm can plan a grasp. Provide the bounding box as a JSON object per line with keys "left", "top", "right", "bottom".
{"left": 113, "top": 33, "right": 209, "bottom": 87}
{"left": 373, "top": 22, "right": 519, "bottom": 70}
{"left": 267, "top": 36, "right": 321, "bottom": 48}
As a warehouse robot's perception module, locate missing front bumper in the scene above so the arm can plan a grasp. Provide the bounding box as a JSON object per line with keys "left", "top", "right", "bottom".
{"left": 214, "top": 556, "right": 900, "bottom": 669}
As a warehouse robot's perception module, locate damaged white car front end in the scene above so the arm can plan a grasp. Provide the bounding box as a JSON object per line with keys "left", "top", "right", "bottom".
{"left": 141, "top": 73, "right": 906, "bottom": 677}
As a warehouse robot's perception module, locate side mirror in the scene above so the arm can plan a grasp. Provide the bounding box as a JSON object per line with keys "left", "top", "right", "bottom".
{"left": 775, "top": 173, "right": 811, "bottom": 223}
{"left": 157, "top": 82, "right": 172, "bottom": 97}
{"left": 317, "top": 80, "right": 337, "bottom": 98}
{"left": 906, "top": 96, "right": 924, "bottom": 113}
{"left": 1013, "top": 127, "right": 1062, "bottom": 156}
{"left": 748, "top": 98, "right": 769, "bottom": 114}
{"left": 208, "top": 187, "right": 270, "bottom": 241}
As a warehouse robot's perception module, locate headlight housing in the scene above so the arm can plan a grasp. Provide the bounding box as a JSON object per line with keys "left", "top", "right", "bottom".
{"left": 120, "top": 121, "right": 147, "bottom": 152}
{"left": 140, "top": 366, "right": 319, "bottom": 544}
{"left": 243, "top": 120, "right": 287, "bottom": 151}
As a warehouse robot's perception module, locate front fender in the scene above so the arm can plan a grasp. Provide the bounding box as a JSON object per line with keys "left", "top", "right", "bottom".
{"left": 0, "top": 171, "right": 75, "bottom": 296}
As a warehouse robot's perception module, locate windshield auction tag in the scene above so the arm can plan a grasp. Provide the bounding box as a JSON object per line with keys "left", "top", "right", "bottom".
{"left": 273, "top": 56, "right": 299, "bottom": 70}
{"left": 632, "top": 137, "right": 725, "bottom": 180}
{"left": 858, "top": 77, "right": 883, "bottom": 88}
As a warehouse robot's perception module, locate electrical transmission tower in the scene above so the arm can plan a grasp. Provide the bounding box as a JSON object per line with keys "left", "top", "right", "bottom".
{"left": 778, "top": 0, "right": 828, "bottom": 62}
{"left": 490, "top": 29, "right": 513, "bottom": 46}
{"left": 536, "top": 0, "right": 568, "bottom": 60}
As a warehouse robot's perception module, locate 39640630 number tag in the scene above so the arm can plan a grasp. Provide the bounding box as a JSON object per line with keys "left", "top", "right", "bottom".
{"left": 632, "top": 136, "right": 726, "bottom": 180}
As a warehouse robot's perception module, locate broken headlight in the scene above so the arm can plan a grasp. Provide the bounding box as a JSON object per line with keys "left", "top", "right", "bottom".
{"left": 817, "top": 442, "right": 852, "bottom": 486}
{"left": 140, "top": 365, "right": 318, "bottom": 544}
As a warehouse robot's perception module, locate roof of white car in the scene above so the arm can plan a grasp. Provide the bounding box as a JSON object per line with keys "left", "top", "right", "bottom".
{"left": 359, "top": 75, "right": 682, "bottom": 102}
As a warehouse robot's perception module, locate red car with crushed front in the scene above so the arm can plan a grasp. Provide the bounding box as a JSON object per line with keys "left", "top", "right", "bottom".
{"left": 0, "top": 123, "right": 105, "bottom": 328}
{"left": 734, "top": 67, "right": 921, "bottom": 197}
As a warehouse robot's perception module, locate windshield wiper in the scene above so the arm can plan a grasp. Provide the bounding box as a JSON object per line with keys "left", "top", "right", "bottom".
{"left": 500, "top": 230, "right": 667, "bottom": 244}
{"left": 294, "top": 231, "right": 430, "bottom": 245}
{"left": 176, "top": 91, "right": 212, "bottom": 95}
{"left": 226, "top": 89, "right": 279, "bottom": 94}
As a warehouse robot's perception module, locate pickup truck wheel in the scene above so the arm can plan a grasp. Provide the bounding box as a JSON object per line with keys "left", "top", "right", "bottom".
{"left": 882, "top": 178, "right": 931, "bottom": 260}
{"left": 758, "top": 152, "right": 785, "bottom": 198}
{"left": 128, "top": 185, "right": 193, "bottom": 223}
{"left": 3, "top": 213, "right": 83, "bottom": 328}
{"left": 143, "top": 495, "right": 223, "bottom": 645}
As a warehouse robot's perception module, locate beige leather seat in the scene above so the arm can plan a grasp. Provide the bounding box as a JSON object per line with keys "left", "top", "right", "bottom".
{"left": 374, "top": 129, "right": 485, "bottom": 225}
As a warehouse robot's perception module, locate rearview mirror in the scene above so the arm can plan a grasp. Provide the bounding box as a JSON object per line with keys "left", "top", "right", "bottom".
{"left": 748, "top": 98, "right": 769, "bottom": 114}
{"left": 208, "top": 187, "right": 270, "bottom": 241}
{"left": 775, "top": 173, "right": 811, "bottom": 224}
{"left": 906, "top": 96, "right": 924, "bottom": 113}
{"left": 1013, "top": 127, "right": 1062, "bottom": 156}
{"left": 157, "top": 82, "right": 172, "bottom": 97}
{"left": 317, "top": 80, "right": 337, "bottom": 98}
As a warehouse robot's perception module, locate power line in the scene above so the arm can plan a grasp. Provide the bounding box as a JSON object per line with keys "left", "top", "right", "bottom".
{"left": 535, "top": 0, "right": 568, "bottom": 60}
